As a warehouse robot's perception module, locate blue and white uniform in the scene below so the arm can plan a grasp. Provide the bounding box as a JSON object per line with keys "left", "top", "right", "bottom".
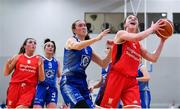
{"left": 95, "top": 64, "right": 110, "bottom": 106}
{"left": 34, "top": 56, "right": 59, "bottom": 107}
{"left": 60, "top": 36, "right": 94, "bottom": 108}
{"left": 137, "top": 64, "right": 151, "bottom": 108}
{"left": 95, "top": 64, "right": 122, "bottom": 108}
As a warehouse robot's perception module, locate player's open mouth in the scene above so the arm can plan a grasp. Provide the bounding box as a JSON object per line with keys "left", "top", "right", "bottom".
{"left": 130, "top": 22, "right": 136, "bottom": 25}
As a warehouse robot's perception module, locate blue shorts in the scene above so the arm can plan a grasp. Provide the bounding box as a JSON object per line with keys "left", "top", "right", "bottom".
{"left": 60, "top": 76, "right": 94, "bottom": 108}
{"left": 140, "top": 90, "right": 151, "bottom": 108}
{"left": 33, "top": 83, "right": 58, "bottom": 107}
{"left": 95, "top": 84, "right": 106, "bottom": 106}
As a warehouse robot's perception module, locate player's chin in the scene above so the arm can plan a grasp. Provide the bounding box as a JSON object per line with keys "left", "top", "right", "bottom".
{"left": 49, "top": 51, "right": 54, "bottom": 55}
{"left": 81, "top": 32, "right": 87, "bottom": 37}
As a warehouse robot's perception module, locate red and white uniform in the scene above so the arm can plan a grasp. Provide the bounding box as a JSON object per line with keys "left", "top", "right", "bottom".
{"left": 7, "top": 54, "right": 39, "bottom": 108}
{"left": 101, "top": 41, "right": 141, "bottom": 108}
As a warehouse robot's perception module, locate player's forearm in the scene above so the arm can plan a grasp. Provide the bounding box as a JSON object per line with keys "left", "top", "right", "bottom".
{"left": 57, "top": 62, "right": 61, "bottom": 78}
{"left": 70, "top": 38, "right": 97, "bottom": 50}
{"left": 3, "top": 59, "right": 16, "bottom": 76}
{"left": 4, "top": 63, "right": 12, "bottom": 76}
{"left": 101, "top": 51, "right": 112, "bottom": 68}
{"left": 150, "top": 40, "right": 164, "bottom": 62}
{"left": 93, "top": 81, "right": 102, "bottom": 89}
{"left": 137, "top": 77, "right": 150, "bottom": 82}
{"left": 134, "top": 28, "right": 154, "bottom": 41}
{"left": 38, "top": 63, "right": 45, "bottom": 81}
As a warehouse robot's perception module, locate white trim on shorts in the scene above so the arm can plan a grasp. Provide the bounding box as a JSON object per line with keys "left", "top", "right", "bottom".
{"left": 123, "top": 104, "right": 141, "bottom": 108}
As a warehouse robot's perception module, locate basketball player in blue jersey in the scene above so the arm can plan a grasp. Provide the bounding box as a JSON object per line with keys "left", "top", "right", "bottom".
{"left": 89, "top": 63, "right": 111, "bottom": 106}
{"left": 60, "top": 20, "right": 112, "bottom": 108}
{"left": 89, "top": 42, "right": 122, "bottom": 108}
{"left": 33, "top": 38, "right": 61, "bottom": 108}
{"left": 137, "top": 63, "right": 151, "bottom": 108}
{"left": 89, "top": 42, "right": 111, "bottom": 105}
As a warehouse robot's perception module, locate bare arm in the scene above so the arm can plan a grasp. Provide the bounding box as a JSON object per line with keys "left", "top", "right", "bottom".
{"left": 137, "top": 65, "right": 150, "bottom": 82}
{"left": 89, "top": 76, "right": 103, "bottom": 93}
{"left": 57, "top": 61, "right": 62, "bottom": 85}
{"left": 38, "top": 57, "right": 45, "bottom": 81}
{"left": 3, "top": 55, "right": 20, "bottom": 76}
{"left": 93, "top": 76, "right": 103, "bottom": 89}
{"left": 114, "top": 20, "right": 165, "bottom": 43}
{"left": 57, "top": 61, "right": 61, "bottom": 78}
{"left": 65, "top": 29, "right": 110, "bottom": 50}
{"left": 140, "top": 38, "right": 166, "bottom": 63}
{"left": 91, "top": 48, "right": 112, "bottom": 68}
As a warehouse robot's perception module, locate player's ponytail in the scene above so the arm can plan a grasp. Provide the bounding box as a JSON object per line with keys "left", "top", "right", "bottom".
{"left": 18, "top": 38, "right": 35, "bottom": 54}
{"left": 85, "top": 35, "right": 90, "bottom": 40}
{"left": 18, "top": 46, "right": 25, "bottom": 54}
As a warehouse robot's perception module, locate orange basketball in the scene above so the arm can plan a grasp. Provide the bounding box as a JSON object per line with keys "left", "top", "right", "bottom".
{"left": 155, "top": 19, "right": 174, "bottom": 39}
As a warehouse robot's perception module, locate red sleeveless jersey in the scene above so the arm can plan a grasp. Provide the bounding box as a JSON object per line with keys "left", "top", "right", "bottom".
{"left": 111, "top": 41, "right": 141, "bottom": 77}
{"left": 10, "top": 54, "right": 39, "bottom": 86}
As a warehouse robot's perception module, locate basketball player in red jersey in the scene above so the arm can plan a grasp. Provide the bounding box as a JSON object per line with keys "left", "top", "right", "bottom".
{"left": 100, "top": 15, "right": 166, "bottom": 108}
{"left": 3, "top": 38, "right": 45, "bottom": 108}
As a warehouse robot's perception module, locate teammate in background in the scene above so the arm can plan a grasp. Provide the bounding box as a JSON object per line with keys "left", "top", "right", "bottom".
{"left": 33, "top": 38, "right": 61, "bottom": 108}
{"left": 4, "top": 38, "right": 45, "bottom": 108}
{"left": 88, "top": 41, "right": 111, "bottom": 104}
{"left": 60, "top": 20, "right": 112, "bottom": 108}
{"left": 137, "top": 63, "right": 151, "bottom": 108}
{"left": 100, "top": 15, "right": 166, "bottom": 108}
{"left": 89, "top": 64, "right": 111, "bottom": 106}
{"left": 89, "top": 41, "right": 123, "bottom": 108}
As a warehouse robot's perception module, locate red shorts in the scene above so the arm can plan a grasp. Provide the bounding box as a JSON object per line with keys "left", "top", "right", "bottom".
{"left": 6, "top": 83, "right": 36, "bottom": 108}
{"left": 100, "top": 70, "right": 141, "bottom": 108}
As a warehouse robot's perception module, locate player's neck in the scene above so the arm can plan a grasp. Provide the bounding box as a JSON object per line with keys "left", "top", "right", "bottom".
{"left": 76, "top": 35, "right": 85, "bottom": 41}
{"left": 126, "top": 28, "right": 136, "bottom": 33}
{"left": 25, "top": 51, "right": 34, "bottom": 57}
{"left": 45, "top": 53, "right": 53, "bottom": 60}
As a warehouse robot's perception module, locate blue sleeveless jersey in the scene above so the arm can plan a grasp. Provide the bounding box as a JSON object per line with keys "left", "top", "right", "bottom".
{"left": 42, "top": 56, "right": 58, "bottom": 87}
{"left": 101, "top": 64, "right": 111, "bottom": 84}
{"left": 137, "top": 64, "right": 150, "bottom": 91}
{"left": 62, "top": 36, "right": 92, "bottom": 79}
{"left": 94, "top": 64, "right": 111, "bottom": 106}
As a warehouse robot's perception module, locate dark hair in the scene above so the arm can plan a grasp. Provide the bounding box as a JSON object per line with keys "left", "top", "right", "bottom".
{"left": 44, "top": 38, "right": 51, "bottom": 44}
{"left": 85, "top": 34, "right": 90, "bottom": 40}
{"left": 18, "top": 38, "right": 35, "bottom": 54}
{"left": 123, "top": 17, "right": 128, "bottom": 30}
{"left": 72, "top": 20, "right": 80, "bottom": 35}
{"left": 44, "top": 38, "right": 56, "bottom": 54}
{"left": 71, "top": 20, "right": 90, "bottom": 40}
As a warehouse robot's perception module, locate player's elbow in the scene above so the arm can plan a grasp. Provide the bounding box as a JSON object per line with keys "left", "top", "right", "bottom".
{"left": 4, "top": 72, "right": 9, "bottom": 76}
{"left": 146, "top": 76, "right": 150, "bottom": 81}
{"left": 39, "top": 76, "right": 45, "bottom": 82}
{"left": 39, "top": 78, "right": 45, "bottom": 82}
{"left": 149, "top": 56, "right": 158, "bottom": 63}
{"left": 151, "top": 58, "right": 158, "bottom": 63}
{"left": 3, "top": 69, "right": 10, "bottom": 76}
{"left": 101, "top": 61, "right": 109, "bottom": 68}
{"left": 101, "top": 65, "right": 107, "bottom": 69}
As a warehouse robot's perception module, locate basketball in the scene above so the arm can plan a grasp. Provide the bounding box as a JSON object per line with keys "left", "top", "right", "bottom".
{"left": 155, "top": 19, "right": 174, "bottom": 39}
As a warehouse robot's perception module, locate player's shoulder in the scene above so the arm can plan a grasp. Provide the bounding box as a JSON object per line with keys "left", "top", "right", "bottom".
{"left": 116, "top": 30, "right": 127, "bottom": 35}
{"left": 33, "top": 54, "right": 42, "bottom": 59}
{"left": 67, "top": 36, "right": 78, "bottom": 42}
{"left": 52, "top": 57, "right": 58, "bottom": 62}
